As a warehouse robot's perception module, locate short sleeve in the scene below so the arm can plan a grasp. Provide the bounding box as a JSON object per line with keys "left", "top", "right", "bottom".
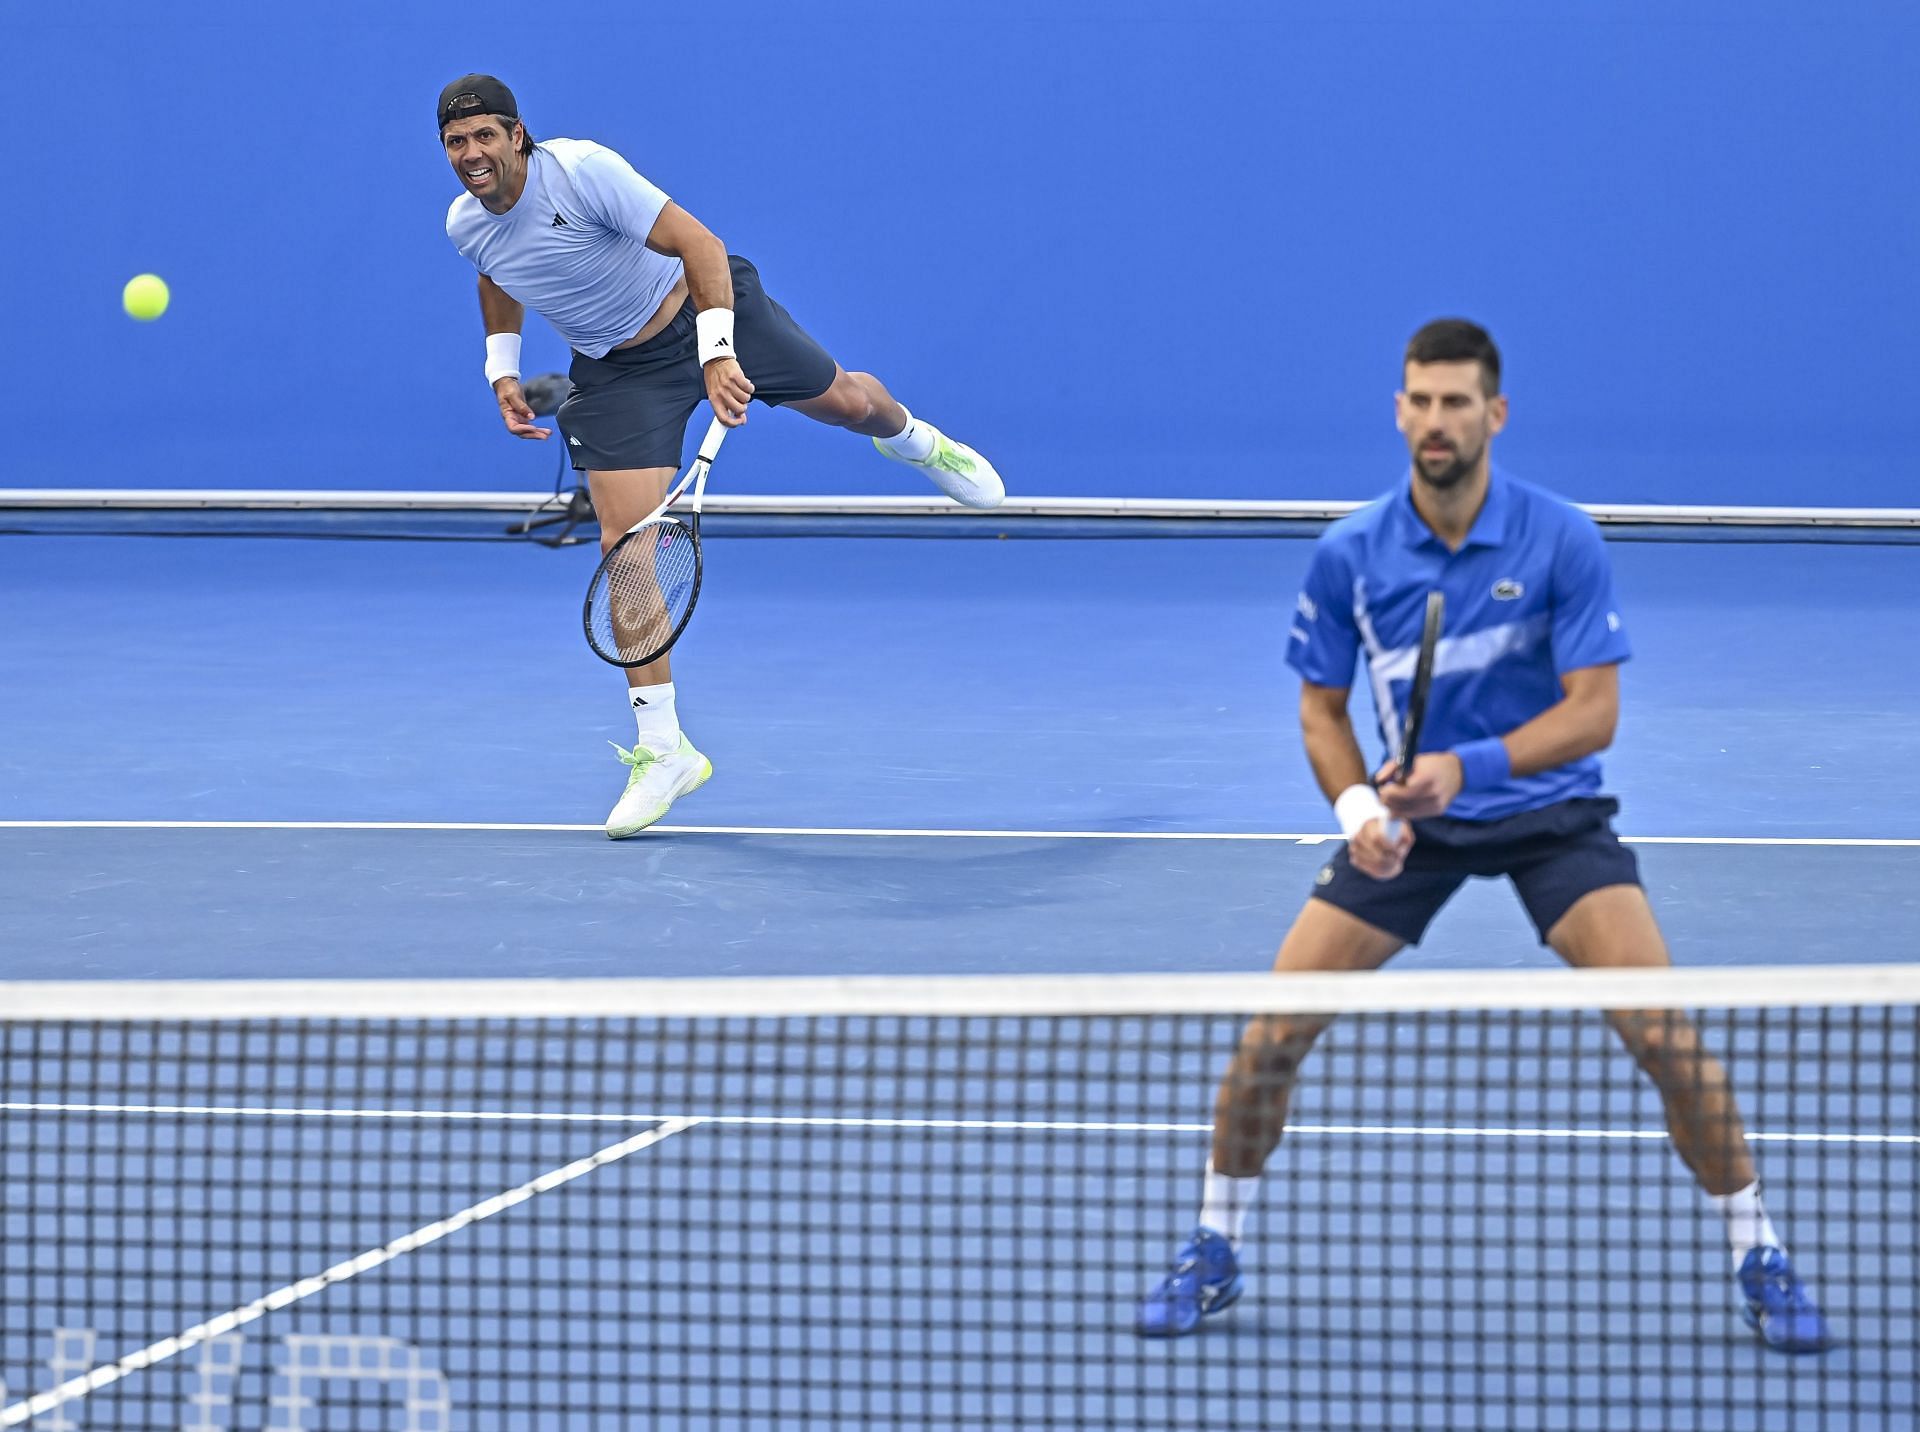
{"left": 444, "top": 196, "right": 480, "bottom": 263}
{"left": 1549, "top": 515, "right": 1632, "bottom": 673}
{"left": 1286, "top": 539, "right": 1362, "bottom": 688}
{"left": 570, "top": 145, "right": 673, "bottom": 243}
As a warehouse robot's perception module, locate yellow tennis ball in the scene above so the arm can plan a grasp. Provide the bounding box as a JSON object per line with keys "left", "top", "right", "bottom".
{"left": 122, "top": 273, "right": 170, "bottom": 321}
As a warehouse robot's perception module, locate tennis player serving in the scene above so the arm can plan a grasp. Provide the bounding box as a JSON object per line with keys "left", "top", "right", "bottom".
{"left": 1136, "top": 320, "right": 1830, "bottom": 1354}
{"left": 438, "top": 75, "right": 1005, "bottom": 836}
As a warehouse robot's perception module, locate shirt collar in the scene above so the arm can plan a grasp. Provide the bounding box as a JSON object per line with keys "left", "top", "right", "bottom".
{"left": 1392, "top": 466, "right": 1511, "bottom": 551}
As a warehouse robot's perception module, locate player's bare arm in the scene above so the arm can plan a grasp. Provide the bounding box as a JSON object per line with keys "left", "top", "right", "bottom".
{"left": 1299, "top": 680, "right": 1412, "bottom": 880}
{"left": 644, "top": 202, "right": 754, "bottom": 426}
{"left": 1380, "top": 663, "right": 1621, "bottom": 822}
{"left": 1502, "top": 661, "right": 1620, "bottom": 771}
{"left": 477, "top": 273, "right": 548, "bottom": 440}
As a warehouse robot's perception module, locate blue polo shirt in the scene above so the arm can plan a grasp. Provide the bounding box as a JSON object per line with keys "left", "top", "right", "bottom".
{"left": 1286, "top": 469, "right": 1632, "bottom": 821}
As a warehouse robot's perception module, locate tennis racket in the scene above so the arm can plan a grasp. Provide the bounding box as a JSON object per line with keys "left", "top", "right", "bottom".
{"left": 583, "top": 415, "right": 729, "bottom": 668}
{"left": 1383, "top": 589, "right": 1445, "bottom": 841}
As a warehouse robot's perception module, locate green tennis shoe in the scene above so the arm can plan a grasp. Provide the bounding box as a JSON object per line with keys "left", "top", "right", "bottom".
{"left": 605, "top": 734, "right": 712, "bottom": 838}
{"left": 873, "top": 425, "right": 1005, "bottom": 509}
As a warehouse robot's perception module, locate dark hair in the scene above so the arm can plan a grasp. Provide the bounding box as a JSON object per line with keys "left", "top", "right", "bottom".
{"left": 487, "top": 116, "right": 535, "bottom": 158}
{"left": 1404, "top": 319, "right": 1501, "bottom": 395}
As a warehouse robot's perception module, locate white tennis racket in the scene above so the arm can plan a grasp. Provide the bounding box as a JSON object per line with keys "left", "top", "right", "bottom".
{"left": 582, "top": 415, "right": 729, "bottom": 667}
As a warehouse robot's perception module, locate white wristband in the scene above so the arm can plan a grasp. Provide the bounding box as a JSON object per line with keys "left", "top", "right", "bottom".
{"left": 1333, "top": 783, "right": 1387, "bottom": 842}
{"left": 696, "top": 307, "right": 736, "bottom": 367}
{"left": 484, "top": 332, "right": 522, "bottom": 385}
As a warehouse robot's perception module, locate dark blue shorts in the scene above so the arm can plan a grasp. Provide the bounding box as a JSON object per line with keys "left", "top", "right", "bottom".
{"left": 558, "top": 254, "right": 838, "bottom": 472}
{"left": 1309, "top": 796, "right": 1641, "bottom": 946}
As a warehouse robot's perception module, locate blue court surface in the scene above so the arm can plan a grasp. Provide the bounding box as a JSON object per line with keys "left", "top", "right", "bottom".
{"left": 3, "top": 527, "right": 1917, "bottom": 1430}
{"left": 2, "top": 531, "right": 1915, "bottom": 975}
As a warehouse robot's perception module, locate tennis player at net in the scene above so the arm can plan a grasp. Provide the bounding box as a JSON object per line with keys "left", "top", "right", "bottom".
{"left": 1136, "top": 319, "right": 1830, "bottom": 1354}
{"left": 437, "top": 75, "right": 1005, "bottom": 836}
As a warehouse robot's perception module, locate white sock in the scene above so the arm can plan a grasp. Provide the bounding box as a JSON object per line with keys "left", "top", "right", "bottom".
{"left": 1709, "top": 1181, "right": 1783, "bottom": 1266}
{"left": 1197, "top": 1160, "right": 1260, "bottom": 1247}
{"left": 628, "top": 682, "right": 681, "bottom": 751}
{"left": 874, "top": 407, "right": 936, "bottom": 463}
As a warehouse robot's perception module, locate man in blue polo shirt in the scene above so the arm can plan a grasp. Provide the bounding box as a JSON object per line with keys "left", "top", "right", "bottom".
{"left": 1134, "top": 320, "right": 1829, "bottom": 1354}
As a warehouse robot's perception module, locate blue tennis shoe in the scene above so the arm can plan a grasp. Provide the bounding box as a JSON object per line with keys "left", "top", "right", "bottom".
{"left": 1135, "top": 1228, "right": 1242, "bottom": 1338}
{"left": 1737, "top": 1246, "right": 1832, "bottom": 1354}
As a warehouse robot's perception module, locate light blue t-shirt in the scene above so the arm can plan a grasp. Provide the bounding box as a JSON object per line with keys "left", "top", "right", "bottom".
{"left": 1286, "top": 469, "right": 1633, "bottom": 821}
{"left": 446, "top": 139, "right": 684, "bottom": 358}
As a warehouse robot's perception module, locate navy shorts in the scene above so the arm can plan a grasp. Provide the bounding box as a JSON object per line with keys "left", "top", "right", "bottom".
{"left": 557, "top": 254, "right": 838, "bottom": 472}
{"left": 1310, "top": 796, "right": 1641, "bottom": 946}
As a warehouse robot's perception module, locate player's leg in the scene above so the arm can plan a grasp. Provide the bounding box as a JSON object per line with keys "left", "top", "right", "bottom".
{"left": 583, "top": 465, "right": 714, "bottom": 837}
{"left": 785, "top": 365, "right": 904, "bottom": 439}
{"left": 1137, "top": 849, "right": 1459, "bottom": 1339}
{"left": 560, "top": 345, "right": 712, "bottom": 838}
{"left": 1503, "top": 803, "right": 1751, "bottom": 1188}
{"left": 1530, "top": 864, "right": 1831, "bottom": 1352}
{"left": 1212, "top": 902, "right": 1406, "bottom": 1180}
{"left": 1548, "top": 887, "right": 1755, "bottom": 1194}
{"left": 790, "top": 368, "right": 1003, "bottom": 509}
{"left": 586, "top": 464, "right": 677, "bottom": 687}
{"left": 728, "top": 255, "right": 1004, "bottom": 509}
{"left": 1136, "top": 903, "right": 1406, "bottom": 1339}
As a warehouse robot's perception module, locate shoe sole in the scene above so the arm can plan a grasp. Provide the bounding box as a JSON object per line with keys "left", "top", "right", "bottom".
{"left": 934, "top": 476, "right": 1005, "bottom": 510}
{"left": 1739, "top": 1302, "right": 1833, "bottom": 1355}
{"left": 926, "top": 465, "right": 1005, "bottom": 510}
{"left": 1755, "top": 1328, "right": 1835, "bottom": 1355}
{"left": 875, "top": 441, "right": 1006, "bottom": 510}
{"left": 1133, "top": 1275, "right": 1243, "bottom": 1339}
{"left": 605, "top": 756, "right": 714, "bottom": 840}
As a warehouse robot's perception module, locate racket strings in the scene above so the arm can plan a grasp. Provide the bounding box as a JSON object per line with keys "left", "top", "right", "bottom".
{"left": 587, "top": 520, "right": 699, "bottom": 665}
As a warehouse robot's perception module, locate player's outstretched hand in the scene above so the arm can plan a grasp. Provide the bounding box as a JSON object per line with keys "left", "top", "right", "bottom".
{"left": 704, "top": 357, "right": 755, "bottom": 427}
{"left": 493, "top": 378, "right": 551, "bottom": 440}
{"left": 1378, "top": 753, "right": 1465, "bottom": 823}
{"left": 1349, "top": 816, "right": 1414, "bottom": 880}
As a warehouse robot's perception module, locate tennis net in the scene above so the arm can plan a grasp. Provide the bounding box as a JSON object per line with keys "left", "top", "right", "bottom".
{"left": 2, "top": 967, "right": 1914, "bottom": 1430}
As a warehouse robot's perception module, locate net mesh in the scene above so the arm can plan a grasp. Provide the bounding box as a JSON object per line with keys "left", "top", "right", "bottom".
{"left": 2, "top": 970, "right": 1914, "bottom": 1431}
{"left": 584, "top": 518, "right": 698, "bottom": 665}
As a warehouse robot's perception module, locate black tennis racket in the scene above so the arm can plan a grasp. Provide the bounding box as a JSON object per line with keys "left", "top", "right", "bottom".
{"left": 583, "top": 415, "right": 729, "bottom": 668}
{"left": 1384, "top": 590, "right": 1445, "bottom": 840}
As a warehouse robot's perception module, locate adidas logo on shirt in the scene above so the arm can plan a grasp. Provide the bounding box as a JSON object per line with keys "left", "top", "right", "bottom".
{"left": 551, "top": 212, "right": 567, "bottom": 227}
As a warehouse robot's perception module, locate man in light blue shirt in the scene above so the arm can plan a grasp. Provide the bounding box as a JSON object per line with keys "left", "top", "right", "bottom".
{"left": 1136, "top": 320, "right": 1829, "bottom": 1354}
{"left": 438, "top": 75, "right": 1005, "bottom": 836}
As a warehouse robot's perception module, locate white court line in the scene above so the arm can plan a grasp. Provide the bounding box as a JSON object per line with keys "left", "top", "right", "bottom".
{"left": 0, "top": 1115, "right": 701, "bottom": 1427}
{"left": 5, "top": 1101, "right": 1912, "bottom": 1147}
{"left": 1, "top": 819, "right": 1916, "bottom": 847}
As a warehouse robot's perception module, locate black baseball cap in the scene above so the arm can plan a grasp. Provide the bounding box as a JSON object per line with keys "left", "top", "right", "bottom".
{"left": 437, "top": 74, "right": 518, "bottom": 133}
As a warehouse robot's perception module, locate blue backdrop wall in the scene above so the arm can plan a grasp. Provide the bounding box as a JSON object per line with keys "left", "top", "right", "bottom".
{"left": 11, "top": 1, "right": 1916, "bottom": 505}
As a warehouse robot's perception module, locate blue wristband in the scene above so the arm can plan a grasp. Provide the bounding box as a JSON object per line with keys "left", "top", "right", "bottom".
{"left": 1452, "top": 737, "right": 1512, "bottom": 791}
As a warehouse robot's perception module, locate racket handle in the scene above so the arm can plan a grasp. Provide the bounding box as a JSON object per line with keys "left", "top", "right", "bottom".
{"left": 695, "top": 413, "right": 729, "bottom": 464}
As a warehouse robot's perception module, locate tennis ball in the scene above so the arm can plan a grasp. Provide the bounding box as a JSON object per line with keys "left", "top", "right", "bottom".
{"left": 122, "top": 273, "right": 170, "bottom": 321}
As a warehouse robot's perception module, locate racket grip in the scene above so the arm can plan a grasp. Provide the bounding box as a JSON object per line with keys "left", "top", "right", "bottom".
{"left": 1382, "top": 817, "right": 1406, "bottom": 842}
{"left": 696, "top": 414, "right": 729, "bottom": 464}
